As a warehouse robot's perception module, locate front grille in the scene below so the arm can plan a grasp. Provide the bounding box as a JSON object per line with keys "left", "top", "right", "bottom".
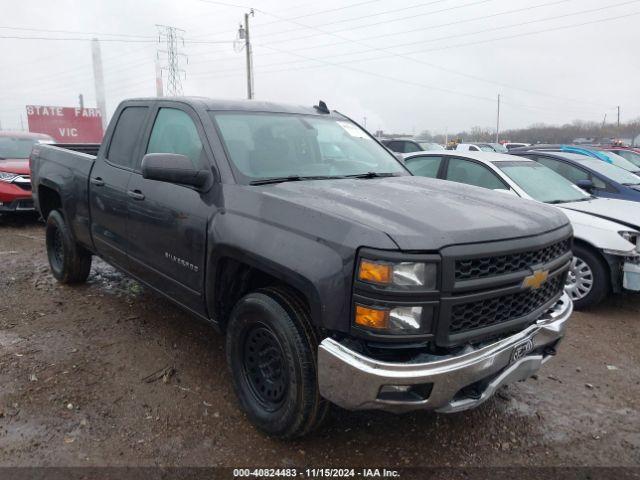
{"left": 449, "top": 276, "right": 562, "bottom": 334}
{"left": 455, "top": 239, "right": 570, "bottom": 282}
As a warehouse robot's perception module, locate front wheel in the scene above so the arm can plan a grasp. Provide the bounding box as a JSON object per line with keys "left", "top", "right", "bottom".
{"left": 225, "top": 287, "right": 328, "bottom": 438}
{"left": 565, "top": 244, "right": 609, "bottom": 309}
{"left": 46, "top": 210, "right": 92, "bottom": 284}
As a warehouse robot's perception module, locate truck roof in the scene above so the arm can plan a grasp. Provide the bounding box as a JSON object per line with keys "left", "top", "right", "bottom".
{"left": 125, "top": 96, "right": 331, "bottom": 116}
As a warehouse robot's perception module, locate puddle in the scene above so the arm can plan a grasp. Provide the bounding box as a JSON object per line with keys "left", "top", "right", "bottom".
{"left": 87, "top": 258, "right": 144, "bottom": 298}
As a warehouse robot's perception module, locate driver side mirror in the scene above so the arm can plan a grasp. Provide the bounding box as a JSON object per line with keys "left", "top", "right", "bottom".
{"left": 141, "top": 153, "right": 211, "bottom": 188}
{"left": 576, "top": 179, "right": 595, "bottom": 192}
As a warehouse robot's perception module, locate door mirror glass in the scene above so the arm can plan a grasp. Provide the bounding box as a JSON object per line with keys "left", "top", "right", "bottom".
{"left": 141, "top": 153, "right": 210, "bottom": 188}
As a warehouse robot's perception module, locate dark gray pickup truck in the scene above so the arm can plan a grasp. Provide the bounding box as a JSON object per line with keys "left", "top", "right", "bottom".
{"left": 30, "top": 97, "right": 574, "bottom": 438}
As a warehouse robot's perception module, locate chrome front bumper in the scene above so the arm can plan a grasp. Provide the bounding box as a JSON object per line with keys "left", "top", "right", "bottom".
{"left": 318, "top": 293, "right": 573, "bottom": 413}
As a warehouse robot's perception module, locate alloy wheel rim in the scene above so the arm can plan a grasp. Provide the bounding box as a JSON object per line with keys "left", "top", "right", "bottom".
{"left": 565, "top": 256, "right": 594, "bottom": 301}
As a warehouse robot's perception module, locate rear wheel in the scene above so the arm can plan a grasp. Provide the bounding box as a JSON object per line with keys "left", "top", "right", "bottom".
{"left": 565, "top": 244, "right": 609, "bottom": 309}
{"left": 225, "top": 287, "right": 328, "bottom": 438}
{"left": 46, "top": 210, "right": 92, "bottom": 284}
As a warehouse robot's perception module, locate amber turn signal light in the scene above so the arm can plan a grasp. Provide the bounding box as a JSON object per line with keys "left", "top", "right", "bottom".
{"left": 355, "top": 305, "right": 389, "bottom": 330}
{"left": 358, "top": 259, "right": 392, "bottom": 284}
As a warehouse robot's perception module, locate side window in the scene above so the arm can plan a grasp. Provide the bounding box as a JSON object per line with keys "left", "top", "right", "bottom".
{"left": 146, "top": 108, "right": 204, "bottom": 168}
{"left": 403, "top": 142, "right": 422, "bottom": 153}
{"left": 535, "top": 157, "right": 590, "bottom": 183}
{"left": 405, "top": 156, "right": 442, "bottom": 178}
{"left": 386, "top": 141, "right": 402, "bottom": 152}
{"left": 107, "top": 106, "right": 148, "bottom": 168}
{"left": 445, "top": 158, "right": 508, "bottom": 190}
{"left": 469, "top": 146, "right": 479, "bottom": 151}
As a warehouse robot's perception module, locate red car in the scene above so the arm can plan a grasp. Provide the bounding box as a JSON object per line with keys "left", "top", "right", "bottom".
{"left": 0, "top": 131, "right": 54, "bottom": 213}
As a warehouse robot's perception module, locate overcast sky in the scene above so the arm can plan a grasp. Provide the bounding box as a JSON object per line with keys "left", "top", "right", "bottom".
{"left": 1, "top": 0, "right": 639, "bottom": 135}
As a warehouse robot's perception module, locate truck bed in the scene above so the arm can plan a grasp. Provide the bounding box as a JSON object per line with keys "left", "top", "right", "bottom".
{"left": 30, "top": 144, "right": 97, "bottom": 250}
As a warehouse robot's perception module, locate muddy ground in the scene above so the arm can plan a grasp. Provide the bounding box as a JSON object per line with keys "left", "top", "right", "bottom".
{"left": 0, "top": 215, "right": 639, "bottom": 468}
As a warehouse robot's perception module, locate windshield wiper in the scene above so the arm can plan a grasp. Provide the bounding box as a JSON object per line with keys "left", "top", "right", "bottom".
{"left": 250, "top": 175, "right": 343, "bottom": 185}
{"left": 345, "top": 172, "right": 398, "bottom": 179}
{"left": 547, "top": 197, "right": 591, "bottom": 204}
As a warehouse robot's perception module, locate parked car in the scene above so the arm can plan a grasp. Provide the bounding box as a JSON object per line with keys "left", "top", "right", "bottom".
{"left": 31, "top": 97, "right": 574, "bottom": 438}
{"left": 0, "top": 131, "right": 53, "bottom": 213}
{"left": 599, "top": 147, "right": 640, "bottom": 168}
{"left": 380, "top": 138, "right": 423, "bottom": 153}
{"left": 417, "top": 141, "right": 445, "bottom": 151}
{"left": 403, "top": 150, "right": 640, "bottom": 309}
{"left": 511, "top": 150, "right": 640, "bottom": 202}
{"left": 503, "top": 142, "right": 531, "bottom": 150}
{"left": 456, "top": 143, "right": 507, "bottom": 153}
{"left": 511, "top": 145, "right": 640, "bottom": 175}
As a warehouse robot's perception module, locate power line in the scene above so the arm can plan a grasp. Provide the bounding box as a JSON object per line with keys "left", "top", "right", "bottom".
{"left": 0, "top": 25, "right": 156, "bottom": 39}
{"left": 0, "top": 34, "right": 234, "bottom": 44}
{"left": 188, "top": 10, "right": 638, "bottom": 116}
{"left": 192, "top": 1, "right": 635, "bottom": 110}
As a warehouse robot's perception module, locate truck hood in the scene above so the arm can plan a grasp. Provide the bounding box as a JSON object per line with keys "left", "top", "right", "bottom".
{"left": 0, "top": 158, "right": 29, "bottom": 175}
{"left": 248, "top": 176, "right": 569, "bottom": 250}
{"left": 559, "top": 197, "right": 640, "bottom": 230}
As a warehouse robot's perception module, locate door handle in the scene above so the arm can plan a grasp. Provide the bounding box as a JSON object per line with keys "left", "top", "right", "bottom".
{"left": 127, "top": 189, "right": 145, "bottom": 201}
{"left": 90, "top": 177, "right": 105, "bottom": 186}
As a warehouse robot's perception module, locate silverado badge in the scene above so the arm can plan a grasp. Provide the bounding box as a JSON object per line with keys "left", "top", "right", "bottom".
{"left": 522, "top": 269, "right": 549, "bottom": 290}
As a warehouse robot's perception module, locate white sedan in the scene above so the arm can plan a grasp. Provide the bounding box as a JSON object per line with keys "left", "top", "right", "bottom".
{"left": 403, "top": 150, "right": 640, "bottom": 309}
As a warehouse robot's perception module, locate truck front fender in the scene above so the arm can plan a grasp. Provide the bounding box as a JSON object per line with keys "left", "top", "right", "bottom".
{"left": 205, "top": 211, "right": 358, "bottom": 333}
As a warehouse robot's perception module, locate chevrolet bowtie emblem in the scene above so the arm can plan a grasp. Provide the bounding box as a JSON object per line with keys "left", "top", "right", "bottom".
{"left": 522, "top": 269, "right": 549, "bottom": 290}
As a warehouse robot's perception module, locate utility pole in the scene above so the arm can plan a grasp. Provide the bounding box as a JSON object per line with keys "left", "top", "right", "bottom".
{"left": 79, "top": 94, "right": 84, "bottom": 110}
{"left": 238, "top": 9, "right": 254, "bottom": 99}
{"left": 156, "top": 25, "right": 187, "bottom": 96}
{"left": 91, "top": 38, "right": 107, "bottom": 131}
{"left": 602, "top": 113, "right": 607, "bottom": 129}
{"left": 363, "top": 116, "right": 367, "bottom": 128}
{"left": 495, "top": 94, "right": 501, "bottom": 144}
{"left": 617, "top": 106, "right": 621, "bottom": 129}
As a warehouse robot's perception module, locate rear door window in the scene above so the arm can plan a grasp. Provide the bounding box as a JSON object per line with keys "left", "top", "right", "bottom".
{"left": 106, "top": 106, "right": 148, "bottom": 169}
{"left": 445, "top": 158, "right": 508, "bottom": 190}
{"left": 404, "top": 156, "right": 442, "bottom": 178}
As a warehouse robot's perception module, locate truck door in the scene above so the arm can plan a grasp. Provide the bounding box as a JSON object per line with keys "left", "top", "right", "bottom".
{"left": 126, "top": 105, "right": 212, "bottom": 315}
{"left": 89, "top": 105, "right": 149, "bottom": 267}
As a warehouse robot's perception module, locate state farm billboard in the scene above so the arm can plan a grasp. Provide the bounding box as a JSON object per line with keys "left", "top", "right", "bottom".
{"left": 26, "top": 105, "right": 104, "bottom": 143}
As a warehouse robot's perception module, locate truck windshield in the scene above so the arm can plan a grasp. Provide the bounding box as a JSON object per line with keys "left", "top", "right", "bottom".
{"left": 496, "top": 160, "right": 591, "bottom": 204}
{"left": 0, "top": 137, "right": 41, "bottom": 159}
{"left": 209, "top": 112, "right": 406, "bottom": 183}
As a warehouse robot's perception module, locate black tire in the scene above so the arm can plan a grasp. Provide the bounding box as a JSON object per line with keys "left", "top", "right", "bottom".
{"left": 566, "top": 244, "right": 610, "bottom": 309}
{"left": 45, "top": 210, "right": 92, "bottom": 284}
{"left": 225, "top": 286, "right": 328, "bottom": 438}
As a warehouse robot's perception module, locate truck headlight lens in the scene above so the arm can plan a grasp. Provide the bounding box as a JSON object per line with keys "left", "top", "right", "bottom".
{"left": 355, "top": 304, "right": 431, "bottom": 333}
{"left": 0, "top": 172, "right": 19, "bottom": 183}
{"left": 358, "top": 259, "right": 436, "bottom": 289}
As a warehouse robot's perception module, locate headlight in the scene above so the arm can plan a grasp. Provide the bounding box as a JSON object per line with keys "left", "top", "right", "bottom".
{"left": 0, "top": 172, "right": 19, "bottom": 183}
{"left": 358, "top": 259, "right": 437, "bottom": 289}
{"left": 355, "top": 304, "right": 432, "bottom": 334}
{"left": 619, "top": 231, "right": 640, "bottom": 252}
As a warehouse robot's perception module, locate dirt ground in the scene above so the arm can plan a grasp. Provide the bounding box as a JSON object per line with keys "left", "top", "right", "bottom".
{"left": 1, "top": 214, "right": 639, "bottom": 468}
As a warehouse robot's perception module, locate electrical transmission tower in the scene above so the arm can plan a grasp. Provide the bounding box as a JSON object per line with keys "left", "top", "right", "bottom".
{"left": 156, "top": 25, "right": 187, "bottom": 96}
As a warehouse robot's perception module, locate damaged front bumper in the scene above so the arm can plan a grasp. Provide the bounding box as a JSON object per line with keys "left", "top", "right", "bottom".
{"left": 318, "top": 293, "right": 572, "bottom": 413}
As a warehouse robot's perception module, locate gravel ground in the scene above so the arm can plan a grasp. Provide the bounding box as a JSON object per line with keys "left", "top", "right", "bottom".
{"left": 0, "top": 215, "right": 639, "bottom": 468}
